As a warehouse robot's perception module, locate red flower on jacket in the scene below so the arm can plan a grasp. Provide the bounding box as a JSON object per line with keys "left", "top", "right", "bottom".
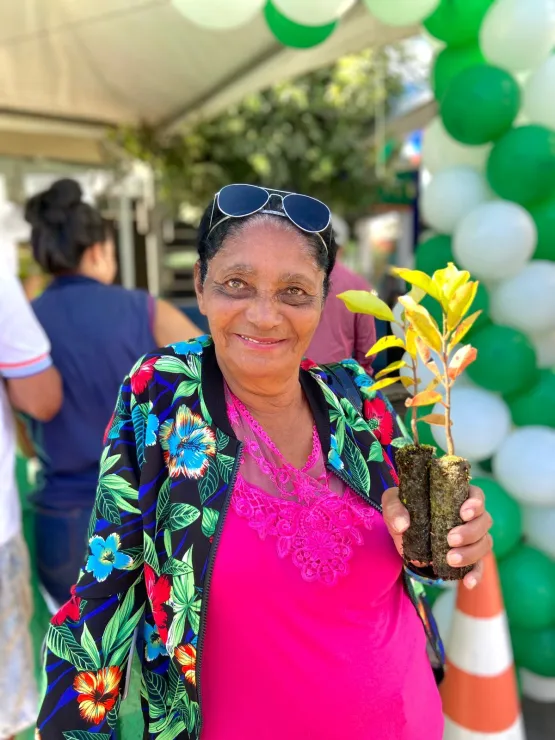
{"left": 131, "top": 357, "right": 157, "bottom": 395}
{"left": 301, "top": 358, "right": 318, "bottom": 371}
{"left": 363, "top": 397, "right": 394, "bottom": 445}
{"left": 175, "top": 643, "right": 197, "bottom": 686}
{"left": 51, "top": 585, "right": 81, "bottom": 626}
{"left": 144, "top": 563, "right": 171, "bottom": 643}
{"left": 73, "top": 666, "right": 122, "bottom": 724}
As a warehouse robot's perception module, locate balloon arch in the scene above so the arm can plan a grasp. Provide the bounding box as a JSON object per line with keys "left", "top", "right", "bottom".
{"left": 173, "top": 0, "right": 555, "bottom": 699}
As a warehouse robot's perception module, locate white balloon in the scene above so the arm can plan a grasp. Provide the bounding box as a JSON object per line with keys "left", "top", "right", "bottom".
{"left": 453, "top": 201, "right": 537, "bottom": 281}
{"left": 523, "top": 505, "right": 555, "bottom": 558}
{"left": 422, "top": 118, "right": 491, "bottom": 175}
{"left": 421, "top": 168, "right": 491, "bottom": 235}
{"left": 432, "top": 589, "right": 457, "bottom": 645}
{"left": 431, "top": 387, "right": 511, "bottom": 462}
{"left": 524, "top": 56, "right": 555, "bottom": 131}
{"left": 400, "top": 350, "right": 444, "bottom": 396}
{"left": 391, "top": 301, "right": 406, "bottom": 340}
{"left": 520, "top": 669, "right": 555, "bottom": 703}
{"left": 480, "top": 0, "right": 555, "bottom": 72}
{"left": 273, "top": 0, "right": 355, "bottom": 25}
{"left": 490, "top": 262, "right": 555, "bottom": 335}
{"left": 493, "top": 427, "right": 555, "bottom": 505}
{"left": 172, "top": 0, "right": 264, "bottom": 29}
{"left": 363, "top": 0, "right": 441, "bottom": 26}
{"left": 530, "top": 329, "right": 555, "bottom": 369}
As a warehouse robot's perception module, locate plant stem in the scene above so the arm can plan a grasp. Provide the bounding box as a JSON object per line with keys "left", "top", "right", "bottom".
{"left": 442, "top": 315, "right": 455, "bottom": 456}
{"left": 411, "top": 358, "right": 419, "bottom": 445}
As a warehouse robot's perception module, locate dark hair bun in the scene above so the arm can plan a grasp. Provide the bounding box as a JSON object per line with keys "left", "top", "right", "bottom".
{"left": 25, "top": 178, "right": 107, "bottom": 275}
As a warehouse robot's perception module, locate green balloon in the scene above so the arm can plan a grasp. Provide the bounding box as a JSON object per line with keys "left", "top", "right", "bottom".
{"left": 424, "top": 0, "right": 495, "bottom": 47}
{"left": 471, "top": 477, "right": 522, "bottom": 560}
{"left": 415, "top": 235, "right": 456, "bottom": 275}
{"left": 529, "top": 194, "right": 555, "bottom": 261}
{"left": 478, "top": 457, "right": 493, "bottom": 473}
{"left": 507, "top": 369, "right": 555, "bottom": 428}
{"left": 432, "top": 44, "right": 485, "bottom": 102}
{"left": 487, "top": 125, "right": 555, "bottom": 206}
{"left": 466, "top": 324, "right": 537, "bottom": 395}
{"left": 404, "top": 404, "right": 439, "bottom": 450}
{"left": 264, "top": 1, "right": 336, "bottom": 48}
{"left": 466, "top": 282, "right": 490, "bottom": 335}
{"left": 441, "top": 65, "right": 520, "bottom": 145}
{"left": 424, "top": 584, "right": 443, "bottom": 608}
{"left": 512, "top": 625, "right": 555, "bottom": 677}
{"left": 499, "top": 545, "right": 555, "bottom": 630}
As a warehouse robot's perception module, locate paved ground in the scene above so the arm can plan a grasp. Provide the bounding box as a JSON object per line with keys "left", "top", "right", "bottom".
{"left": 523, "top": 698, "right": 555, "bottom": 739}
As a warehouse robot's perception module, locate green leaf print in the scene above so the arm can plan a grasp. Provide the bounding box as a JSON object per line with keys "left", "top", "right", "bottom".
{"left": 184, "top": 354, "right": 202, "bottom": 381}
{"left": 164, "top": 528, "right": 173, "bottom": 559}
{"left": 157, "top": 720, "right": 187, "bottom": 740}
{"left": 99, "top": 449, "right": 120, "bottom": 476}
{"left": 101, "top": 584, "right": 136, "bottom": 659}
{"left": 154, "top": 356, "right": 189, "bottom": 375}
{"left": 144, "top": 668, "right": 168, "bottom": 710}
{"left": 122, "top": 546, "right": 143, "bottom": 571}
{"left": 87, "top": 511, "right": 96, "bottom": 542}
{"left": 156, "top": 478, "right": 171, "bottom": 528}
{"left": 80, "top": 623, "right": 101, "bottom": 669}
{"left": 132, "top": 402, "right": 149, "bottom": 467}
{"left": 96, "top": 488, "right": 121, "bottom": 526}
{"left": 335, "top": 417, "right": 346, "bottom": 454}
{"left": 368, "top": 440, "right": 384, "bottom": 463}
{"left": 107, "top": 696, "right": 121, "bottom": 729}
{"left": 162, "top": 557, "right": 194, "bottom": 577}
{"left": 199, "top": 386, "right": 213, "bottom": 425}
{"left": 201, "top": 507, "right": 219, "bottom": 538}
{"left": 173, "top": 380, "right": 199, "bottom": 404}
{"left": 344, "top": 435, "right": 371, "bottom": 495}
{"left": 63, "top": 732, "right": 111, "bottom": 740}
{"left": 391, "top": 436, "right": 411, "bottom": 448}
{"left": 216, "top": 453, "right": 235, "bottom": 483}
{"left": 144, "top": 531, "right": 160, "bottom": 575}
{"left": 216, "top": 428, "right": 230, "bottom": 452}
{"left": 315, "top": 375, "right": 344, "bottom": 415}
{"left": 198, "top": 459, "right": 219, "bottom": 503}
{"left": 47, "top": 624, "right": 96, "bottom": 671}
{"left": 187, "top": 702, "right": 200, "bottom": 735}
{"left": 167, "top": 503, "right": 201, "bottom": 531}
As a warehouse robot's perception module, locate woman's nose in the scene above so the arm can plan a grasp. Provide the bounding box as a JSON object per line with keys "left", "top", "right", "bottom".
{"left": 244, "top": 295, "right": 282, "bottom": 330}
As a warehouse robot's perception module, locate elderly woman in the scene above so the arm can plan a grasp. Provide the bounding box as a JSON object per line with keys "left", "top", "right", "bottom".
{"left": 37, "top": 185, "right": 492, "bottom": 740}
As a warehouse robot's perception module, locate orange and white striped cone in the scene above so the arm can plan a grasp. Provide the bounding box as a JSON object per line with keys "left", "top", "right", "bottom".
{"left": 441, "top": 551, "right": 526, "bottom": 739}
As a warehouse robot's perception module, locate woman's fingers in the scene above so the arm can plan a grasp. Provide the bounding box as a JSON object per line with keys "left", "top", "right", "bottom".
{"left": 462, "top": 558, "right": 484, "bottom": 590}
{"left": 382, "top": 487, "right": 409, "bottom": 557}
{"left": 447, "top": 511, "right": 493, "bottom": 548}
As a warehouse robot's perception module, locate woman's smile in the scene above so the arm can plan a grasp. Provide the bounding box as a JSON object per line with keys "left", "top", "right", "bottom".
{"left": 235, "top": 334, "right": 288, "bottom": 350}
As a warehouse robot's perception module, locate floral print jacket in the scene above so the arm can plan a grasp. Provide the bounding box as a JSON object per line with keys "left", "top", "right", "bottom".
{"left": 37, "top": 336, "right": 443, "bottom": 740}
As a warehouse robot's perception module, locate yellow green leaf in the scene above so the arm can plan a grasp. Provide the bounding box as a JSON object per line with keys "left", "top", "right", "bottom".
{"left": 432, "top": 263, "right": 470, "bottom": 309}
{"left": 408, "top": 286, "right": 426, "bottom": 303}
{"left": 399, "top": 296, "right": 443, "bottom": 354}
{"left": 400, "top": 376, "right": 416, "bottom": 390}
{"left": 425, "top": 377, "right": 442, "bottom": 393}
{"left": 365, "top": 335, "right": 406, "bottom": 357}
{"left": 448, "top": 310, "right": 483, "bottom": 352}
{"left": 337, "top": 291, "right": 395, "bottom": 322}
{"left": 405, "top": 326, "right": 417, "bottom": 358}
{"left": 375, "top": 360, "right": 407, "bottom": 380}
{"left": 389, "top": 267, "right": 442, "bottom": 302}
{"left": 447, "top": 280, "right": 479, "bottom": 331}
{"left": 405, "top": 390, "right": 443, "bottom": 408}
{"left": 369, "top": 376, "right": 402, "bottom": 392}
{"left": 419, "top": 413, "right": 452, "bottom": 427}
{"left": 448, "top": 344, "right": 478, "bottom": 381}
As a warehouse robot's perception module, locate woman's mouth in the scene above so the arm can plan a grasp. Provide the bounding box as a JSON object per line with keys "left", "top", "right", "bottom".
{"left": 236, "top": 334, "right": 286, "bottom": 349}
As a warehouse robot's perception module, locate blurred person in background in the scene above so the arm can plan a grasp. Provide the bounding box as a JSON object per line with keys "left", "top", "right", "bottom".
{"left": 0, "top": 271, "right": 62, "bottom": 740}
{"left": 307, "top": 215, "right": 376, "bottom": 373}
{"left": 24, "top": 178, "right": 200, "bottom": 610}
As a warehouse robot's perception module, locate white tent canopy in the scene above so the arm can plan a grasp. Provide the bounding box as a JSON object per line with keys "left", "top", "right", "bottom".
{"left": 0, "top": 0, "right": 417, "bottom": 165}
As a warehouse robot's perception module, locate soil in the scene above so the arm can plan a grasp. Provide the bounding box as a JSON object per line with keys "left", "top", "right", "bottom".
{"left": 430, "top": 455, "right": 472, "bottom": 580}
{"left": 395, "top": 444, "right": 435, "bottom": 565}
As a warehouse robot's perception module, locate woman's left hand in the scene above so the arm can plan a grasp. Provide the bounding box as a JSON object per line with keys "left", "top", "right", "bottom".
{"left": 382, "top": 485, "right": 493, "bottom": 590}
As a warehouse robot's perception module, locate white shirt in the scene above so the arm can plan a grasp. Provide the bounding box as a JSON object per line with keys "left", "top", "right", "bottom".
{"left": 0, "top": 273, "right": 52, "bottom": 547}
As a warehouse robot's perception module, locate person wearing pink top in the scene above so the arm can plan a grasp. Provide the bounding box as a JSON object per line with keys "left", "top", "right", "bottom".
{"left": 308, "top": 250, "right": 377, "bottom": 374}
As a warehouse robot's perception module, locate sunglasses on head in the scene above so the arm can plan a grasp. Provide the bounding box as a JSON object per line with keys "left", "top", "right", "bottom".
{"left": 208, "top": 184, "right": 332, "bottom": 250}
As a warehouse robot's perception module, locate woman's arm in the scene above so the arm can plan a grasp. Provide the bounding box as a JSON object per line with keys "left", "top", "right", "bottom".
{"left": 153, "top": 298, "right": 201, "bottom": 346}
{"left": 37, "top": 375, "right": 146, "bottom": 738}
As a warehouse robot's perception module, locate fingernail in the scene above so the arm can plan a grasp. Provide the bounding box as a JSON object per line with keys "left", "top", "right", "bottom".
{"left": 466, "top": 576, "right": 477, "bottom": 590}
{"left": 448, "top": 533, "right": 462, "bottom": 547}
{"left": 393, "top": 517, "right": 408, "bottom": 533}
{"left": 461, "top": 508, "right": 475, "bottom": 521}
{"left": 448, "top": 552, "right": 463, "bottom": 566}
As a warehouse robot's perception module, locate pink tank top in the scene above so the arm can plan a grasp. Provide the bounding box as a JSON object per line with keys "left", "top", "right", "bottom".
{"left": 201, "top": 391, "right": 443, "bottom": 739}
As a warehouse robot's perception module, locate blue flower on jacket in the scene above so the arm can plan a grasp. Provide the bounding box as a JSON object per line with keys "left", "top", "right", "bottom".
{"left": 145, "top": 413, "right": 160, "bottom": 446}
{"left": 144, "top": 621, "right": 168, "bottom": 662}
{"left": 86, "top": 533, "right": 133, "bottom": 582}
{"left": 328, "top": 434, "right": 344, "bottom": 471}
{"left": 159, "top": 406, "right": 216, "bottom": 479}
{"left": 171, "top": 340, "right": 204, "bottom": 356}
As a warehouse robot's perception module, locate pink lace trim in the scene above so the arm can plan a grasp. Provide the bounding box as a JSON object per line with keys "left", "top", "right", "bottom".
{"left": 231, "top": 476, "right": 375, "bottom": 586}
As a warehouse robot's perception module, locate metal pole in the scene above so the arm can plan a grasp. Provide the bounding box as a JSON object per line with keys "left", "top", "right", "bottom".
{"left": 118, "top": 194, "right": 136, "bottom": 289}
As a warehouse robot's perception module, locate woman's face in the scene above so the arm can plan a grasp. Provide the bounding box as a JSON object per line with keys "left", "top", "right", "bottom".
{"left": 196, "top": 219, "right": 325, "bottom": 391}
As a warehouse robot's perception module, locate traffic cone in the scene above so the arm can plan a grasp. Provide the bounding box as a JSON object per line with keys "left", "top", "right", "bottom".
{"left": 441, "top": 551, "right": 526, "bottom": 739}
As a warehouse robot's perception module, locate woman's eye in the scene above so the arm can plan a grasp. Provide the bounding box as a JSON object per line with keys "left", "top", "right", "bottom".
{"left": 286, "top": 287, "right": 305, "bottom": 296}
{"left": 226, "top": 279, "right": 245, "bottom": 290}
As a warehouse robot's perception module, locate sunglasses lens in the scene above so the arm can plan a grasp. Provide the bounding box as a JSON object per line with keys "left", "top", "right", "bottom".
{"left": 218, "top": 184, "right": 268, "bottom": 217}
{"left": 283, "top": 194, "right": 330, "bottom": 233}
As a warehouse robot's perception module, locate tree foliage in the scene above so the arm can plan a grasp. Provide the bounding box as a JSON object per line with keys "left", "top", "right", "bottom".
{"left": 117, "top": 49, "right": 404, "bottom": 219}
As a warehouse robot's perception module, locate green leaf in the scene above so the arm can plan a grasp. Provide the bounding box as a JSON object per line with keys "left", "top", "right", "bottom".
{"left": 100, "top": 449, "right": 120, "bottom": 476}
{"left": 391, "top": 436, "right": 411, "bottom": 448}
{"left": 81, "top": 623, "right": 101, "bottom": 669}
{"left": 201, "top": 508, "right": 219, "bottom": 538}
{"left": 96, "top": 488, "right": 121, "bottom": 526}
{"left": 132, "top": 402, "right": 149, "bottom": 467}
{"left": 338, "top": 290, "right": 396, "bottom": 322}
{"left": 216, "top": 454, "right": 235, "bottom": 483}
{"left": 166, "top": 610, "right": 187, "bottom": 656}
{"left": 154, "top": 356, "right": 188, "bottom": 375}
{"left": 46, "top": 624, "right": 70, "bottom": 661}
{"left": 199, "top": 387, "right": 212, "bottom": 425}
{"left": 368, "top": 440, "right": 384, "bottom": 463}
{"left": 164, "top": 529, "right": 173, "bottom": 558}
{"left": 334, "top": 417, "right": 345, "bottom": 455}
{"left": 167, "top": 503, "right": 201, "bottom": 531}
{"left": 173, "top": 380, "right": 199, "bottom": 404}
{"left": 157, "top": 720, "right": 187, "bottom": 740}
{"left": 156, "top": 478, "right": 171, "bottom": 528}
{"left": 107, "top": 696, "right": 120, "bottom": 729}
{"left": 162, "top": 557, "right": 194, "bottom": 577}
{"left": 216, "top": 429, "right": 230, "bottom": 452}
{"left": 48, "top": 624, "right": 96, "bottom": 671}
{"left": 144, "top": 667, "right": 168, "bottom": 709}
{"left": 87, "top": 512, "right": 97, "bottom": 542}
{"left": 198, "top": 460, "right": 219, "bottom": 503}
{"left": 144, "top": 531, "right": 160, "bottom": 574}
{"left": 64, "top": 733, "right": 111, "bottom": 740}
{"left": 344, "top": 435, "right": 370, "bottom": 495}
{"left": 122, "top": 546, "right": 143, "bottom": 571}
{"left": 187, "top": 701, "right": 200, "bottom": 735}
{"left": 188, "top": 599, "right": 201, "bottom": 634}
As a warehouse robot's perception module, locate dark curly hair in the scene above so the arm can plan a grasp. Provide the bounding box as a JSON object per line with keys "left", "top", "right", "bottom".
{"left": 25, "top": 178, "right": 109, "bottom": 275}
{"left": 196, "top": 194, "right": 338, "bottom": 298}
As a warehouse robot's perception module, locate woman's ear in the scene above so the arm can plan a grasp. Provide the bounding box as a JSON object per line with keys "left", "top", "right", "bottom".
{"left": 194, "top": 261, "right": 206, "bottom": 315}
